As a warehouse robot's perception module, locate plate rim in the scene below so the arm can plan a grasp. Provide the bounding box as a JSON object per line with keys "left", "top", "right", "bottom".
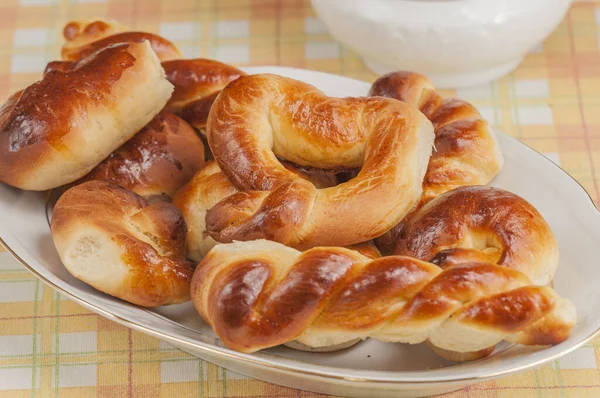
{"left": 1, "top": 65, "right": 600, "bottom": 386}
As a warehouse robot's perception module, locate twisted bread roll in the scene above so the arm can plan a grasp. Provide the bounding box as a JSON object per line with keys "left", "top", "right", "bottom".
{"left": 59, "top": 20, "right": 245, "bottom": 131}
{"left": 191, "top": 240, "right": 575, "bottom": 358}
{"left": 51, "top": 180, "right": 194, "bottom": 306}
{"left": 0, "top": 41, "right": 172, "bottom": 190}
{"left": 73, "top": 112, "right": 205, "bottom": 201}
{"left": 394, "top": 186, "right": 559, "bottom": 286}
{"left": 173, "top": 160, "right": 340, "bottom": 261}
{"left": 369, "top": 72, "right": 504, "bottom": 253}
{"left": 205, "top": 74, "right": 435, "bottom": 249}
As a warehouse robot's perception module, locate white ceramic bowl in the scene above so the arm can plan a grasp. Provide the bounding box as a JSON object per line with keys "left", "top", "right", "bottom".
{"left": 312, "top": 0, "right": 572, "bottom": 88}
{"left": 1, "top": 67, "right": 599, "bottom": 398}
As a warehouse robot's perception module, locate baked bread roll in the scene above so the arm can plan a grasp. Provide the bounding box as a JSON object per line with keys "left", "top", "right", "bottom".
{"left": 59, "top": 20, "right": 245, "bottom": 131}
{"left": 394, "top": 186, "right": 559, "bottom": 286}
{"left": 172, "top": 161, "right": 239, "bottom": 261}
{"left": 191, "top": 240, "right": 575, "bottom": 359}
{"left": 62, "top": 19, "right": 182, "bottom": 61}
{"left": 369, "top": 72, "right": 504, "bottom": 253}
{"left": 0, "top": 41, "right": 173, "bottom": 190}
{"left": 51, "top": 180, "right": 194, "bottom": 306}
{"left": 162, "top": 59, "right": 245, "bottom": 131}
{"left": 172, "top": 160, "right": 340, "bottom": 261}
{"left": 205, "top": 74, "right": 435, "bottom": 249}
{"left": 74, "top": 112, "right": 205, "bottom": 201}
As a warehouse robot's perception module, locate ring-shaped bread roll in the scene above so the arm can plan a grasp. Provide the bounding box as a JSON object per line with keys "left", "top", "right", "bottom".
{"left": 394, "top": 186, "right": 558, "bottom": 285}
{"left": 51, "top": 180, "right": 194, "bottom": 307}
{"left": 205, "top": 74, "right": 435, "bottom": 249}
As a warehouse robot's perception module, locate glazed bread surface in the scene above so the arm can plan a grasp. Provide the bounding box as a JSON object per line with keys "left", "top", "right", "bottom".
{"left": 59, "top": 20, "right": 245, "bottom": 131}
{"left": 394, "top": 186, "right": 559, "bottom": 286}
{"left": 76, "top": 112, "right": 205, "bottom": 201}
{"left": 205, "top": 74, "right": 435, "bottom": 249}
{"left": 162, "top": 59, "right": 245, "bottom": 130}
{"left": 172, "top": 160, "right": 342, "bottom": 261}
{"left": 0, "top": 41, "right": 173, "bottom": 190}
{"left": 51, "top": 180, "right": 194, "bottom": 306}
{"left": 191, "top": 240, "right": 575, "bottom": 358}
{"left": 370, "top": 71, "right": 504, "bottom": 253}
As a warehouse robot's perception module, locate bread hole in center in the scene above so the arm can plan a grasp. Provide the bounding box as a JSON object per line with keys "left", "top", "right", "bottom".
{"left": 458, "top": 231, "right": 503, "bottom": 263}
{"left": 277, "top": 157, "right": 360, "bottom": 189}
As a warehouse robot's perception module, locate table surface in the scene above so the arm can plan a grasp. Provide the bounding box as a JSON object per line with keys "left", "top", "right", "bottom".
{"left": 1, "top": 0, "right": 600, "bottom": 397}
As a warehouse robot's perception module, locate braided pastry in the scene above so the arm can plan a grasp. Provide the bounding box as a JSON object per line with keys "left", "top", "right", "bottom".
{"left": 369, "top": 72, "right": 504, "bottom": 253}
{"left": 394, "top": 186, "right": 558, "bottom": 286}
{"left": 59, "top": 20, "right": 245, "bottom": 131}
{"left": 191, "top": 240, "right": 575, "bottom": 359}
{"left": 0, "top": 41, "right": 172, "bottom": 190}
{"left": 51, "top": 180, "right": 194, "bottom": 307}
{"left": 205, "top": 74, "right": 435, "bottom": 249}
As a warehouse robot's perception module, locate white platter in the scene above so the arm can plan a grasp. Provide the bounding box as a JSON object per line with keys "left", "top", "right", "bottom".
{"left": 1, "top": 66, "right": 600, "bottom": 398}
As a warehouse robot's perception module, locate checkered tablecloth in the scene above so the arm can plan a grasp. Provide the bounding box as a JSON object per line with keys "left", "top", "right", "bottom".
{"left": 1, "top": 0, "right": 600, "bottom": 396}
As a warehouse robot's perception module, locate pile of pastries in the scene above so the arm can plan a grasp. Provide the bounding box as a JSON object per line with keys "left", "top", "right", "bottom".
{"left": 0, "top": 20, "right": 576, "bottom": 362}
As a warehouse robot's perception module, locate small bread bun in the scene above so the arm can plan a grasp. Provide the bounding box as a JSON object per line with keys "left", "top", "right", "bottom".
{"left": 0, "top": 41, "right": 173, "bottom": 190}
{"left": 51, "top": 180, "right": 194, "bottom": 307}
{"left": 75, "top": 112, "right": 205, "bottom": 202}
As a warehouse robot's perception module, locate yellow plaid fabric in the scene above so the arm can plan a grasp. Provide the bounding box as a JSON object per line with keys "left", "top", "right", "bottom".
{"left": 1, "top": 0, "right": 599, "bottom": 397}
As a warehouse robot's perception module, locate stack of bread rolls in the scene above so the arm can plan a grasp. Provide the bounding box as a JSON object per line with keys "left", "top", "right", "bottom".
{"left": 0, "top": 20, "right": 575, "bottom": 362}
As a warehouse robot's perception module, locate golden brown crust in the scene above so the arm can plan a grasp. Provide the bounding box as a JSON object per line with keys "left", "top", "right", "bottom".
{"left": 172, "top": 161, "right": 240, "bottom": 261}
{"left": 46, "top": 57, "right": 244, "bottom": 132}
{"left": 51, "top": 180, "right": 194, "bottom": 307}
{"left": 59, "top": 20, "right": 245, "bottom": 132}
{"left": 172, "top": 160, "right": 344, "bottom": 262}
{"left": 14, "top": 44, "right": 134, "bottom": 147}
{"left": 62, "top": 20, "right": 182, "bottom": 61}
{"left": 163, "top": 59, "right": 245, "bottom": 130}
{"left": 74, "top": 112, "right": 205, "bottom": 201}
{"left": 346, "top": 241, "right": 381, "bottom": 260}
{"left": 369, "top": 71, "right": 504, "bottom": 254}
{"left": 394, "top": 186, "right": 558, "bottom": 285}
{"left": 0, "top": 42, "right": 173, "bottom": 190}
{"left": 44, "top": 60, "right": 76, "bottom": 74}
{"left": 205, "top": 74, "right": 435, "bottom": 249}
{"left": 191, "top": 240, "right": 575, "bottom": 355}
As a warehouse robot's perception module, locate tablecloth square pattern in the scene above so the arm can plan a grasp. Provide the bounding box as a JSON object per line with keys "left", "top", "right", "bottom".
{"left": 1, "top": 0, "right": 600, "bottom": 397}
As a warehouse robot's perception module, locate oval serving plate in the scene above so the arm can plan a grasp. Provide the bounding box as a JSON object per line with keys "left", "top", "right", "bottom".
{"left": 1, "top": 66, "right": 600, "bottom": 398}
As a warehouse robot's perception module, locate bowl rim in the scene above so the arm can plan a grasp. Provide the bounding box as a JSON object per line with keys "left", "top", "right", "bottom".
{"left": 1, "top": 65, "right": 599, "bottom": 386}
